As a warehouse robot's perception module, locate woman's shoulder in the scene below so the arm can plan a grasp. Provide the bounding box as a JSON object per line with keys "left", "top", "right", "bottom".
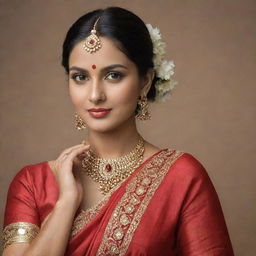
{"left": 163, "top": 148, "right": 210, "bottom": 180}
{"left": 11, "top": 160, "right": 54, "bottom": 183}
{"left": 156, "top": 149, "right": 217, "bottom": 198}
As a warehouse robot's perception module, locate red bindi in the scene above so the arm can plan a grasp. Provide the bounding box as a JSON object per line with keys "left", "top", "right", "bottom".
{"left": 92, "top": 64, "right": 96, "bottom": 69}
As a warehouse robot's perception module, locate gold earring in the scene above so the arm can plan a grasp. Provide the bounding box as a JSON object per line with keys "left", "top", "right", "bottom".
{"left": 136, "top": 96, "right": 151, "bottom": 121}
{"left": 75, "top": 113, "right": 86, "bottom": 130}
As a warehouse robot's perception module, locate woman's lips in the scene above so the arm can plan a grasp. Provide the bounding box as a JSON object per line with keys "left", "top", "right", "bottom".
{"left": 87, "top": 108, "right": 112, "bottom": 118}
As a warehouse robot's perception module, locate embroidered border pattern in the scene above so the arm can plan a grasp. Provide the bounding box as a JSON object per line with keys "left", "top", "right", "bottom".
{"left": 2, "top": 222, "right": 40, "bottom": 249}
{"left": 96, "top": 149, "right": 184, "bottom": 255}
{"left": 70, "top": 176, "right": 128, "bottom": 238}
{"left": 70, "top": 194, "right": 110, "bottom": 238}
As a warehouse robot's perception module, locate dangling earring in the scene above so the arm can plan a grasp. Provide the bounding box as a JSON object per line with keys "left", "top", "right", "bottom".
{"left": 75, "top": 113, "right": 86, "bottom": 130}
{"left": 136, "top": 95, "right": 151, "bottom": 121}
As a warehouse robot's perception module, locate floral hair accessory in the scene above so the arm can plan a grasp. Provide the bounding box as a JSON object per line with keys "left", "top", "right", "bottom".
{"left": 146, "top": 24, "right": 177, "bottom": 102}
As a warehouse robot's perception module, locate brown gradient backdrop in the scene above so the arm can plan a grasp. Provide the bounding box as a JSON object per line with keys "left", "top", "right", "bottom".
{"left": 0, "top": 0, "right": 255, "bottom": 255}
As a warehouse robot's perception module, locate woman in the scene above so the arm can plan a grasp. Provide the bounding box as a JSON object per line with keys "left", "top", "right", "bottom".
{"left": 2, "top": 6, "right": 234, "bottom": 256}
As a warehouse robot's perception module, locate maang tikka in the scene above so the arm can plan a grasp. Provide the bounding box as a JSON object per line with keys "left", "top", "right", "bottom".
{"left": 83, "top": 17, "right": 102, "bottom": 53}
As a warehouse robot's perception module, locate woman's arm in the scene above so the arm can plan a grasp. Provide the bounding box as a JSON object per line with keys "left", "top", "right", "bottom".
{"left": 2, "top": 141, "right": 90, "bottom": 256}
{"left": 3, "top": 198, "right": 77, "bottom": 256}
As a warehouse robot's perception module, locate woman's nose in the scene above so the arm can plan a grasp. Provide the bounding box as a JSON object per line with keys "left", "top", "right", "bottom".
{"left": 88, "top": 79, "right": 106, "bottom": 104}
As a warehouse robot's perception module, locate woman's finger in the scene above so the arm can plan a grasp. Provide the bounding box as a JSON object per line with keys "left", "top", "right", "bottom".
{"left": 58, "top": 142, "right": 88, "bottom": 160}
{"left": 60, "top": 141, "right": 86, "bottom": 154}
{"left": 52, "top": 142, "right": 89, "bottom": 174}
{"left": 58, "top": 144, "right": 90, "bottom": 163}
{"left": 64, "top": 144, "right": 90, "bottom": 161}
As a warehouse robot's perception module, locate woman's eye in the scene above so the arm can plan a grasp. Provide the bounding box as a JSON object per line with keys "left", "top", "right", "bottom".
{"left": 106, "top": 72, "right": 123, "bottom": 81}
{"left": 71, "top": 73, "right": 88, "bottom": 82}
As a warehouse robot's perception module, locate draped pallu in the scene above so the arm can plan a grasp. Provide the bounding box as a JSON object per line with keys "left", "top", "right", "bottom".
{"left": 3, "top": 149, "right": 234, "bottom": 255}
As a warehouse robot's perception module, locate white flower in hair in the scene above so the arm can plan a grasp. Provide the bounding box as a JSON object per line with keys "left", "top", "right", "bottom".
{"left": 157, "top": 60, "right": 175, "bottom": 80}
{"left": 146, "top": 23, "right": 177, "bottom": 102}
{"left": 155, "top": 79, "right": 177, "bottom": 102}
{"left": 146, "top": 24, "right": 166, "bottom": 65}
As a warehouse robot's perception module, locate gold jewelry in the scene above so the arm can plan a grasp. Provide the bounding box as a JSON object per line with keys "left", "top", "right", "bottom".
{"left": 83, "top": 17, "right": 102, "bottom": 53}
{"left": 81, "top": 137, "right": 145, "bottom": 195}
{"left": 3, "top": 222, "right": 40, "bottom": 249}
{"left": 136, "top": 96, "right": 151, "bottom": 121}
{"left": 75, "top": 113, "right": 86, "bottom": 130}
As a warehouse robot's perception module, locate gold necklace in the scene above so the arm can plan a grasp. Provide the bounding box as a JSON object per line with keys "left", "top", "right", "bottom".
{"left": 81, "top": 137, "right": 145, "bottom": 195}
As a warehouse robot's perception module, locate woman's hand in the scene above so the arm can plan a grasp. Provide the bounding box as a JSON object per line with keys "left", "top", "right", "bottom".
{"left": 50, "top": 141, "right": 90, "bottom": 209}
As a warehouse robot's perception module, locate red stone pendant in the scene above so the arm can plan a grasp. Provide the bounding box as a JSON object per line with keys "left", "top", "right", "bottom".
{"left": 105, "top": 164, "right": 112, "bottom": 172}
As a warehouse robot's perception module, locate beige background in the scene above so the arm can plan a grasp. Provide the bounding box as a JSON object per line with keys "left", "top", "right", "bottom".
{"left": 0, "top": 0, "right": 255, "bottom": 255}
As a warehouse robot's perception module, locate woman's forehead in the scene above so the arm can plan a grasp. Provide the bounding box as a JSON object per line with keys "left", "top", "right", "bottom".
{"left": 69, "top": 37, "right": 132, "bottom": 69}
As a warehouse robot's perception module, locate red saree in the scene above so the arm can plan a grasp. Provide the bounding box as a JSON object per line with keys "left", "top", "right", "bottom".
{"left": 3, "top": 149, "right": 234, "bottom": 255}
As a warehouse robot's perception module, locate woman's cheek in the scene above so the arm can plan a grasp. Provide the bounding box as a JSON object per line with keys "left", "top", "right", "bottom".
{"left": 69, "top": 86, "right": 85, "bottom": 106}
{"left": 114, "top": 82, "right": 139, "bottom": 105}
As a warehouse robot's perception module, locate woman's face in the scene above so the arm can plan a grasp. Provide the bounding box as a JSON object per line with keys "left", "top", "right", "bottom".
{"left": 68, "top": 36, "right": 152, "bottom": 133}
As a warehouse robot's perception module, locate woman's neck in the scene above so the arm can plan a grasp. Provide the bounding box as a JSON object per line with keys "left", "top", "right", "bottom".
{"left": 86, "top": 118, "right": 141, "bottom": 159}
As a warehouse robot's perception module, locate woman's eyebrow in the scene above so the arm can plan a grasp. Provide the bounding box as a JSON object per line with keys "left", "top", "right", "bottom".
{"left": 69, "top": 64, "right": 128, "bottom": 73}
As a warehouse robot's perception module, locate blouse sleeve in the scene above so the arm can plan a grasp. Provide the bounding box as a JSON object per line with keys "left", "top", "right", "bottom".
{"left": 2, "top": 166, "right": 40, "bottom": 249}
{"left": 176, "top": 153, "right": 234, "bottom": 256}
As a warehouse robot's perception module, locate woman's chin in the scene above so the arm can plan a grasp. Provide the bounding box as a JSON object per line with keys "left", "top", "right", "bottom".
{"left": 86, "top": 118, "right": 133, "bottom": 134}
{"left": 86, "top": 122, "right": 120, "bottom": 134}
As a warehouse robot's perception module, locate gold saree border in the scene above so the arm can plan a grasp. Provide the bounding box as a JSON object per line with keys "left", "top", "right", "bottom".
{"left": 71, "top": 192, "right": 111, "bottom": 238}
{"left": 2, "top": 222, "right": 40, "bottom": 249}
{"left": 96, "top": 149, "right": 184, "bottom": 255}
{"left": 70, "top": 175, "right": 128, "bottom": 238}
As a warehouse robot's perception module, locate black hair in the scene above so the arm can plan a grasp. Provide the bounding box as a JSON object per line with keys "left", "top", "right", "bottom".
{"left": 61, "top": 6, "right": 159, "bottom": 101}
